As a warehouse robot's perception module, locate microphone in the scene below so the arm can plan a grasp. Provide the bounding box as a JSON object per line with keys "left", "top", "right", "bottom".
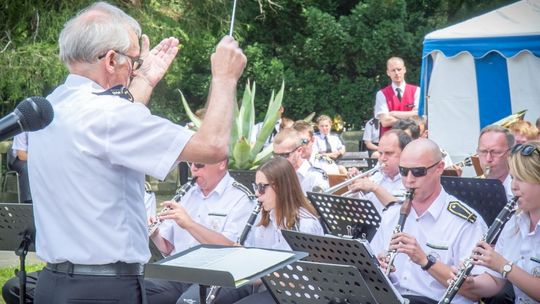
{"left": 0, "top": 97, "right": 54, "bottom": 141}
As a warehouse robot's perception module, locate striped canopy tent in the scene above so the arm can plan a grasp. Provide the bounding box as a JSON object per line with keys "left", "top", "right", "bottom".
{"left": 418, "top": 0, "right": 540, "bottom": 162}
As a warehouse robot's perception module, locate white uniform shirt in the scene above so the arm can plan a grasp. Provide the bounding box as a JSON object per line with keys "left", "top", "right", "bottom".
{"left": 370, "top": 189, "right": 487, "bottom": 304}
{"left": 313, "top": 133, "right": 344, "bottom": 155}
{"left": 374, "top": 82, "right": 420, "bottom": 118}
{"left": 491, "top": 212, "right": 540, "bottom": 304}
{"left": 12, "top": 132, "right": 28, "bottom": 157}
{"left": 245, "top": 208, "right": 324, "bottom": 250}
{"left": 297, "top": 160, "right": 329, "bottom": 193}
{"left": 159, "top": 173, "right": 254, "bottom": 255}
{"left": 29, "top": 74, "right": 193, "bottom": 264}
{"left": 362, "top": 118, "right": 380, "bottom": 144}
{"left": 357, "top": 171, "right": 405, "bottom": 215}
{"left": 502, "top": 174, "right": 514, "bottom": 200}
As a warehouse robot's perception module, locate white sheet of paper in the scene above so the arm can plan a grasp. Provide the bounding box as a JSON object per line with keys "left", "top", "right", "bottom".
{"left": 162, "top": 247, "right": 294, "bottom": 283}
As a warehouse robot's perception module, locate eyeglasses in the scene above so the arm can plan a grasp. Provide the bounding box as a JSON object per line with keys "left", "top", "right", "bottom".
{"left": 188, "top": 162, "right": 206, "bottom": 169}
{"left": 511, "top": 144, "right": 540, "bottom": 157}
{"left": 252, "top": 183, "right": 271, "bottom": 195}
{"left": 273, "top": 145, "right": 301, "bottom": 158}
{"left": 98, "top": 50, "right": 143, "bottom": 71}
{"left": 476, "top": 149, "right": 509, "bottom": 158}
{"left": 399, "top": 161, "right": 440, "bottom": 177}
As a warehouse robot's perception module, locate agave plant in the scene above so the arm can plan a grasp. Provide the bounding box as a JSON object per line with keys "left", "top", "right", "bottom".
{"left": 180, "top": 80, "right": 284, "bottom": 170}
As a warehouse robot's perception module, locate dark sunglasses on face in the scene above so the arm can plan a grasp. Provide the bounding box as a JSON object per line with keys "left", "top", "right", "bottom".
{"left": 273, "top": 145, "right": 301, "bottom": 159}
{"left": 399, "top": 160, "right": 440, "bottom": 177}
{"left": 252, "top": 183, "right": 271, "bottom": 195}
{"left": 188, "top": 162, "right": 206, "bottom": 169}
{"left": 511, "top": 143, "right": 540, "bottom": 157}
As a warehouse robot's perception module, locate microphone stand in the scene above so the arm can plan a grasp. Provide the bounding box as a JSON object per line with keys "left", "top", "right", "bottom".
{"left": 15, "top": 229, "right": 33, "bottom": 304}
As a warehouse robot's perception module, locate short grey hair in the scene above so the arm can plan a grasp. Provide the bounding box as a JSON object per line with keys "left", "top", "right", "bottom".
{"left": 59, "top": 2, "right": 141, "bottom": 66}
{"left": 478, "top": 125, "right": 515, "bottom": 149}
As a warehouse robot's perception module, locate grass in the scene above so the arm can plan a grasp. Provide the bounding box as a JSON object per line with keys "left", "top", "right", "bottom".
{"left": 0, "top": 263, "right": 45, "bottom": 304}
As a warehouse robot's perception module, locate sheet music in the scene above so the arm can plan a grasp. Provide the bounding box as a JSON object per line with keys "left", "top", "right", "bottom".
{"left": 162, "top": 247, "right": 294, "bottom": 284}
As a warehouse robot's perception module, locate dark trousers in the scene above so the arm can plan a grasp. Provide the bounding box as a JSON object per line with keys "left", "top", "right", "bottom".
{"left": 10, "top": 158, "right": 32, "bottom": 203}
{"left": 34, "top": 268, "right": 144, "bottom": 304}
{"left": 145, "top": 279, "right": 190, "bottom": 304}
{"left": 233, "top": 290, "right": 275, "bottom": 304}
{"left": 2, "top": 271, "right": 39, "bottom": 304}
{"left": 483, "top": 280, "right": 514, "bottom": 304}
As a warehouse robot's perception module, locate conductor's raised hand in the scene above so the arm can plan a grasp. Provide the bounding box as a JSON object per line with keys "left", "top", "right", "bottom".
{"left": 133, "top": 34, "right": 179, "bottom": 88}
{"left": 211, "top": 36, "right": 247, "bottom": 82}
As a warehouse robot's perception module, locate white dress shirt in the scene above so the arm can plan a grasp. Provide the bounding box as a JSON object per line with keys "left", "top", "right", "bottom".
{"left": 502, "top": 174, "right": 514, "bottom": 201}
{"left": 297, "top": 160, "right": 329, "bottom": 194}
{"left": 357, "top": 171, "right": 406, "bottom": 215}
{"left": 245, "top": 208, "right": 324, "bottom": 250}
{"left": 29, "top": 74, "right": 193, "bottom": 264}
{"left": 374, "top": 82, "right": 420, "bottom": 118}
{"left": 12, "top": 132, "right": 28, "bottom": 156}
{"left": 159, "top": 173, "right": 254, "bottom": 255}
{"left": 370, "top": 189, "right": 487, "bottom": 304}
{"left": 491, "top": 212, "right": 540, "bottom": 304}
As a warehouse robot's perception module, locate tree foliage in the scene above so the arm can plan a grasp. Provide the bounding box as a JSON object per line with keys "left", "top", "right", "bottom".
{"left": 0, "top": 0, "right": 514, "bottom": 127}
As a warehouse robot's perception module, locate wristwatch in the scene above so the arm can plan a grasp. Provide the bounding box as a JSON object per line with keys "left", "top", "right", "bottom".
{"left": 421, "top": 254, "right": 437, "bottom": 271}
{"left": 501, "top": 261, "right": 513, "bottom": 278}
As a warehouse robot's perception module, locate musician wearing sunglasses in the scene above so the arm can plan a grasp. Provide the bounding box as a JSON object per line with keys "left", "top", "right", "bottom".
{"left": 273, "top": 128, "right": 329, "bottom": 193}
{"left": 347, "top": 129, "right": 412, "bottom": 214}
{"left": 145, "top": 160, "right": 254, "bottom": 303}
{"left": 212, "top": 157, "right": 324, "bottom": 304}
{"left": 477, "top": 125, "right": 515, "bottom": 199}
{"left": 458, "top": 141, "right": 540, "bottom": 303}
{"left": 370, "top": 139, "right": 487, "bottom": 304}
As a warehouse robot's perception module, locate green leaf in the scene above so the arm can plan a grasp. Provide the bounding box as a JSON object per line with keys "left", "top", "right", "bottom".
{"left": 178, "top": 89, "right": 201, "bottom": 129}
{"left": 231, "top": 137, "right": 252, "bottom": 169}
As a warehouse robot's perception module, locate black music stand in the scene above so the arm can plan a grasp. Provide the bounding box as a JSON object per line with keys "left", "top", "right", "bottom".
{"left": 264, "top": 260, "right": 383, "bottom": 304}
{"left": 0, "top": 203, "right": 36, "bottom": 304}
{"left": 281, "top": 230, "right": 406, "bottom": 304}
{"left": 441, "top": 176, "right": 508, "bottom": 225}
{"left": 145, "top": 244, "right": 307, "bottom": 304}
{"left": 306, "top": 192, "right": 381, "bottom": 241}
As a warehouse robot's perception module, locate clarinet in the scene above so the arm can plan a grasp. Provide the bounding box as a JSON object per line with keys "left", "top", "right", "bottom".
{"left": 148, "top": 177, "right": 198, "bottom": 236}
{"left": 384, "top": 188, "right": 415, "bottom": 276}
{"left": 206, "top": 194, "right": 262, "bottom": 304}
{"left": 438, "top": 196, "right": 519, "bottom": 304}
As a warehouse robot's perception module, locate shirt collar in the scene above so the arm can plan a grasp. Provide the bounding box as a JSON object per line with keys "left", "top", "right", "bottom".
{"left": 516, "top": 211, "right": 540, "bottom": 237}
{"left": 195, "top": 172, "right": 232, "bottom": 199}
{"left": 297, "top": 160, "right": 310, "bottom": 177}
{"left": 417, "top": 188, "right": 446, "bottom": 221}
{"left": 391, "top": 81, "right": 407, "bottom": 92}
{"left": 65, "top": 74, "right": 105, "bottom": 92}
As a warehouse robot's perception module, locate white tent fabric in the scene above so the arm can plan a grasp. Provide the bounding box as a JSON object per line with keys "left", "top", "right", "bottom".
{"left": 419, "top": 0, "right": 540, "bottom": 162}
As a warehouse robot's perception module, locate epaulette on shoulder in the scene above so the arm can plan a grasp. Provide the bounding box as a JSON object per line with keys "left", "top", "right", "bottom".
{"left": 232, "top": 181, "right": 255, "bottom": 198}
{"left": 94, "top": 85, "right": 134, "bottom": 102}
{"left": 447, "top": 201, "right": 477, "bottom": 223}
{"left": 382, "top": 200, "right": 402, "bottom": 212}
{"left": 311, "top": 166, "right": 328, "bottom": 180}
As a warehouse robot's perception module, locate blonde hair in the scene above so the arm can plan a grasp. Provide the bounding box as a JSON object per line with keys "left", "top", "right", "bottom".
{"left": 509, "top": 120, "right": 539, "bottom": 141}
{"left": 316, "top": 115, "right": 332, "bottom": 125}
{"left": 508, "top": 140, "right": 540, "bottom": 184}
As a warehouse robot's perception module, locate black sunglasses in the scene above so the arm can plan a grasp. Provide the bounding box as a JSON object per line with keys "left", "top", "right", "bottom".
{"left": 399, "top": 161, "right": 440, "bottom": 177}
{"left": 252, "top": 183, "right": 271, "bottom": 195}
{"left": 511, "top": 144, "right": 540, "bottom": 157}
{"left": 188, "top": 162, "right": 206, "bottom": 169}
{"left": 273, "top": 145, "right": 302, "bottom": 158}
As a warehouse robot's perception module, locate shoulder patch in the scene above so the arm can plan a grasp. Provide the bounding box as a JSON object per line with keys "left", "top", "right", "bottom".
{"left": 447, "top": 201, "right": 477, "bottom": 223}
{"left": 232, "top": 181, "right": 255, "bottom": 199}
{"left": 94, "top": 85, "right": 134, "bottom": 102}
{"left": 311, "top": 166, "right": 328, "bottom": 180}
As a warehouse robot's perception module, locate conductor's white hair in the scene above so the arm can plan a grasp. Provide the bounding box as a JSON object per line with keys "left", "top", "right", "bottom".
{"left": 59, "top": 1, "right": 141, "bottom": 66}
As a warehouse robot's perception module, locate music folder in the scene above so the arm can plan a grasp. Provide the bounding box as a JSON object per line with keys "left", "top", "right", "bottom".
{"left": 145, "top": 244, "right": 307, "bottom": 288}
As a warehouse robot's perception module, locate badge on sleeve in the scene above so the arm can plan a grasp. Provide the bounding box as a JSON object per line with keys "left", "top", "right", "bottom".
{"left": 94, "top": 85, "right": 134, "bottom": 102}
{"left": 447, "top": 201, "right": 477, "bottom": 223}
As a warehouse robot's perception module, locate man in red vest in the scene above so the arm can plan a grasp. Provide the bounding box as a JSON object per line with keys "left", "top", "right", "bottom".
{"left": 374, "top": 57, "right": 419, "bottom": 137}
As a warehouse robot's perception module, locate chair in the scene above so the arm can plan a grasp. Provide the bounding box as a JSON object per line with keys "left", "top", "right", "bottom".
{"left": 2, "top": 144, "right": 21, "bottom": 203}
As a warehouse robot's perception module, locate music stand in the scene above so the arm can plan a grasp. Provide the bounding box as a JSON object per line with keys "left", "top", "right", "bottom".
{"left": 145, "top": 244, "right": 307, "bottom": 304}
{"left": 441, "top": 176, "right": 508, "bottom": 225}
{"left": 281, "top": 230, "right": 406, "bottom": 304}
{"left": 306, "top": 192, "right": 381, "bottom": 241}
{"left": 0, "top": 203, "right": 36, "bottom": 304}
{"left": 263, "top": 260, "right": 384, "bottom": 304}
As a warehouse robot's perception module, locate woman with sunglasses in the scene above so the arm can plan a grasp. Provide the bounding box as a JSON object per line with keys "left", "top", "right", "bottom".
{"left": 459, "top": 141, "right": 540, "bottom": 303}
{"left": 213, "top": 157, "right": 324, "bottom": 304}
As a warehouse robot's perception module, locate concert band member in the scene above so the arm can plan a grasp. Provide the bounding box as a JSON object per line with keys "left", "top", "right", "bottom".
{"left": 460, "top": 141, "right": 540, "bottom": 303}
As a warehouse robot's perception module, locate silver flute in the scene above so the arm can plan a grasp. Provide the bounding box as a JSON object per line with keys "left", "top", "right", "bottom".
{"left": 438, "top": 196, "right": 518, "bottom": 304}
{"left": 206, "top": 193, "right": 261, "bottom": 303}
{"left": 384, "top": 188, "right": 415, "bottom": 276}
{"left": 148, "top": 177, "right": 198, "bottom": 236}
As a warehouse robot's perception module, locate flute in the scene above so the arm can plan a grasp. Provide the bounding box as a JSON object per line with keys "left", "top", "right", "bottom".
{"left": 438, "top": 196, "right": 518, "bottom": 304}
{"left": 148, "top": 177, "right": 198, "bottom": 236}
{"left": 384, "top": 188, "right": 415, "bottom": 276}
